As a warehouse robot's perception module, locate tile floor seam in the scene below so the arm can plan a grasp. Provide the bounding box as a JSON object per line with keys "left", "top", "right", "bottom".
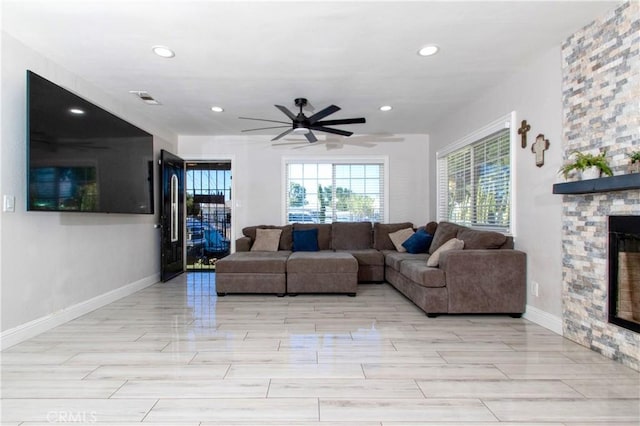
{"left": 140, "top": 398, "right": 160, "bottom": 422}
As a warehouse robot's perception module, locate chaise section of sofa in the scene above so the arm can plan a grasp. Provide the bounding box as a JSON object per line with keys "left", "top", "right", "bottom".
{"left": 215, "top": 251, "right": 289, "bottom": 296}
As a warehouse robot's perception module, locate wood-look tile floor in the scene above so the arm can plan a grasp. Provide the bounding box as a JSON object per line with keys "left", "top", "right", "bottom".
{"left": 2, "top": 272, "right": 639, "bottom": 425}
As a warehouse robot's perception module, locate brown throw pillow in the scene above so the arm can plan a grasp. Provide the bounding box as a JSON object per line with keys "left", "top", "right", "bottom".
{"left": 427, "top": 238, "right": 464, "bottom": 267}
{"left": 251, "top": 228, "right": 282, "bottom": 252}
{"left": 388, "top": 228, "right": 415, "bottom": 252}
{"left": 373, "top": 222, "right": 414, "bottom": 250}
{"left": 425, "top": 221, "right": 438, "bottom": 235}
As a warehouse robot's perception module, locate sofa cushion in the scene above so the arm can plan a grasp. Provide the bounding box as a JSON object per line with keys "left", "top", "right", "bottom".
{"left": 457, "top": 228, "right": 507, "bottom": 250}
{"left": 400, "top": 260, "right": 446, "bottom": 288}
{"left": 293, "top": 223, "right": 332, "bottom": 250}
{"left": 427, "top": 238, "right": 464, "bottom": 267}
{"left": 243, "top": 225, "right": 293, "bottom": 251}
{"left": 287, "top": 251, "right": 358, "bottom": 273}
{"left": 292, "top": 228, "right": 319, "bottom": 252}
{"left": 388, "top": 227, "right": 415, "bottom": 252}
{"left": 251, "top": 228, "right": 282, "bottom": 252}
{"left": 402, "top": 229, "right": 433, "bottom": 254}
{"left": 216, "top": 251, "right": 290, "bottom": 274}
{"left": 332, "top": 222, "right": 372, "bottom": 250}
{"left": 337, "top": 249, "right": 384, "bottom": 267}
{"left": 429, "top": 221, "right": 465, "bottom": 254}
{"left": 384, "top": 251, "right": 429, "bottom": 270}
{"left": 373, "top": 222, "right": 414, "bottom": 250}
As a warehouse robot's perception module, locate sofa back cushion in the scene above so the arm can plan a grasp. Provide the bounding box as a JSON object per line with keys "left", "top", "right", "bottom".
{"left": 373, "top": 222, "right": 414, "bottom": 250}
{"left": 332, "top": 222, "right": 373, "bottom": 250}
{"left": 502, "top": 236, "right": 514, "bottom": 249}
{"left": 429, "top": 221, "right": 465, "bottom": 254}
{"left": 293, "top": 223, "right": 333, "bottom": 250}
{"left": 457, "top": 228, "right": 507, "bottom": 249}
{"left": 243, "top": 225, "right": 293, "bottom": 251}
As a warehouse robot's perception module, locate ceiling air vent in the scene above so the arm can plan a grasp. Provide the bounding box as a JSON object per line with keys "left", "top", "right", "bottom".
{"left": 129, "top": 91, "right": 161, "bottom": 105}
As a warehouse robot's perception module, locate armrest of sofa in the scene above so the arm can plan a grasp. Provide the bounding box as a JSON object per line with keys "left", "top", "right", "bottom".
{"left": 439, "top": 249, "right": 526, "bottom": 314}
{"left": 235, "top": 236, "right": 252, "bottom": 252}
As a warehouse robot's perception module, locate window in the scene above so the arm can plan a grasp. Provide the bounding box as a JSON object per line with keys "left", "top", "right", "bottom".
{"left": 284, "top": 159, "right": 386, "bottom": 223}
{"left": 437, "top": 113, "right": 515, "bottom": 233}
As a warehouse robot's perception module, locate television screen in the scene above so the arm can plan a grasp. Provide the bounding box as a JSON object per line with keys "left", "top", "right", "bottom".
{"left": 27, "top": 70, "right": 154, "bottom": 214}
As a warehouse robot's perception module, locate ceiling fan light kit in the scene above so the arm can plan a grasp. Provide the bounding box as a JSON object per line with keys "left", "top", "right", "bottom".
{"left": 240, "top": 97, "right": 366, "bottom": 143}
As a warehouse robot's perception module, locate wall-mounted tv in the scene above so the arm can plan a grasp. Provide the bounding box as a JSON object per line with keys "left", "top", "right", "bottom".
{"left": 27, "top": 70, "right": 154, "bottom": 214}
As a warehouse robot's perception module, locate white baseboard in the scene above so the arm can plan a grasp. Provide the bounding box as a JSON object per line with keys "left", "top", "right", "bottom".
{"left": 523, "top": 304, "right": 563, "bottom": 335}
{"left": 0, "top": 274, "right": 160, "bottom": 350}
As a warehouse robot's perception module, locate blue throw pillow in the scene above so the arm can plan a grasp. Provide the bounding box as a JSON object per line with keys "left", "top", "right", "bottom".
{"left": 402, "top": 229, "right": 433, "bottom": 254}
{"left": 292, "top": 228, "right": 319, "bottom": 252}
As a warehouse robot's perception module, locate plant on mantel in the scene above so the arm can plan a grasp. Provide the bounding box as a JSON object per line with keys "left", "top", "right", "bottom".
{"left": 628, "top": 151, "right": 640, "bottom": 173}
{"left": 558, "top": 150, "right": 613, "bottom": 180}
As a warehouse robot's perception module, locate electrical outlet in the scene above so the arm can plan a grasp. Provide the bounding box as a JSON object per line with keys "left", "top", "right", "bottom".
{"left": 531, "top": 281, "right": 539, "bottom": 297}
{"left": 3, "top": 195, "right": 15, "bottom": 212}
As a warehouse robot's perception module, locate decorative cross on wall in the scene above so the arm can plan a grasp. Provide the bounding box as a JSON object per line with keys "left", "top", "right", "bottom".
{"left": 518, "top": 120, "right": 531, "bottom": 148}
{"left": 531, "top": 134, "right": 550, "bottom": 167}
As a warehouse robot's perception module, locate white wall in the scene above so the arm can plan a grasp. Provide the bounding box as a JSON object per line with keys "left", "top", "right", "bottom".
{"left": 0, "top": 34, "right": 178, "bottom": 342}
{"left": 178, "top": 134, "right": 431, "bottom": 238}
{"left": 429, "top": 46, "right": 564, "bottom": 330}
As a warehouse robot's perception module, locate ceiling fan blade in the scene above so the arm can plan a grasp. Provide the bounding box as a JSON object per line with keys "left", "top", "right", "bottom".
{"left": 239, "top": 117, "right": 290, "bottom": 124}
{"left": 314, "top": 117, "right": 366, "bottom": 126}
{"left": 310, "top": 126, "right": 353, "bottom": 137}
{"left": 308, "top": 105, "right": 341, "bottom": 124}
{"left": 305, "top": 131, "right": 318, "bottom": 143}
{"left": 241, "top": 125, "right": 291, "bottom": 132}
{"left": 275, "top": 105, "right": 297, "bottom": 121}
{"left": 272, "top": 128, "right": 294, "bottom": 141}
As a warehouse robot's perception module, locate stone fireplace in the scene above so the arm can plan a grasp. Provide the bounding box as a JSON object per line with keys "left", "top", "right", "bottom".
{"left": 609, "top": 216, "right": 640, "bottom": 332}
{"left": 561, "top": 1, "right": 639, "bottom": 370}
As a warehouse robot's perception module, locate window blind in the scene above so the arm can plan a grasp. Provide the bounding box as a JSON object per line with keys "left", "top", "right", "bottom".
{"left": 437, "top": 127, "right": 512, "bottom": 232}
{"left": 285, "top": 160, "right": 386, "bottom": 224}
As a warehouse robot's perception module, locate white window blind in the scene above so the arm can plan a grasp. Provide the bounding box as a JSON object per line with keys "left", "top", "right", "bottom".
{"left": 437, "top": 114, "right": 513, "bottom": 233}
{"left": 284, "top": 160, "right": 386, "bottom": 224}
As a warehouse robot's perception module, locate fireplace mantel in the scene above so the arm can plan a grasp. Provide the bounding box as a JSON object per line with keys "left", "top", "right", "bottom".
{"left": 553, "top": 174, "right": 640, "bottom": 195}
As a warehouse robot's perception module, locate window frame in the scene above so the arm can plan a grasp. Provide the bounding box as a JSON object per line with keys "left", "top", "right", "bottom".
{"left": 436, "top": 112, "right": 517, "bottom": 234}
{"left": 282, "top": 156, "right": 389, "bottom": 224}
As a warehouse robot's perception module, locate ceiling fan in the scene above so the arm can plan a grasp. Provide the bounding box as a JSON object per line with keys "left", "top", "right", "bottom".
{"left": 239, "top": 98, "right": 366, "bottom": 143}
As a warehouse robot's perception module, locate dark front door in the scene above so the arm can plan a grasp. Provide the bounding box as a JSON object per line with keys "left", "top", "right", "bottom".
{"left": 160, "top": 150, "right": 185, "bottom": 282}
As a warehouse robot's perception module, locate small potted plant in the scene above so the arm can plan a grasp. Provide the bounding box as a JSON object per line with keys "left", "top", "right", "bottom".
{"left": 628, "top": 151, "right": 640, "bottom": 173}
{"left": 559, "top": 150, "right": 613, "bottom": 180}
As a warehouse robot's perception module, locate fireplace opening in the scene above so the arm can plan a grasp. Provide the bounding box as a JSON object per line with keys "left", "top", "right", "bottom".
{"left": 609, "top": 216, "right": 640, "bottom": 333}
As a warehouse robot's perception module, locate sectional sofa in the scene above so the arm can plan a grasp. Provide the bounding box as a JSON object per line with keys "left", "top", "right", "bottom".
{"left": 215, "top": 221, "right": 526, "bottom": 317}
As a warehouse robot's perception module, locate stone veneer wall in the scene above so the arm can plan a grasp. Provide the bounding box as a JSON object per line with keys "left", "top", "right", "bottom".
{"left": 561, "top": 1, "right": 639, "bottom": 370}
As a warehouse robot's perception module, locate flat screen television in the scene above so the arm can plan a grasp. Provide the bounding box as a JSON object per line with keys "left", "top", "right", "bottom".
{"left": 27, "top": 70, "right": 154, "bottom": 214}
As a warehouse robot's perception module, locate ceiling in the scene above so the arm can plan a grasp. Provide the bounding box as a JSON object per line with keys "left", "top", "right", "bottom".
{"left": 3, "top": 0, "right": 620, "bottom": 138}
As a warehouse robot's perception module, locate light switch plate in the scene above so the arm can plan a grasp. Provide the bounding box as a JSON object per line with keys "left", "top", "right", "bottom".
{"left": 3, "top": 195, "right": 15, "bottom": 212}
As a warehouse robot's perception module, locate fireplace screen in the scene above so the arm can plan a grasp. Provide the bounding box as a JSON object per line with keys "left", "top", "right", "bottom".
{"left": 609, "top": 216, "right": 640, "bottom": 333}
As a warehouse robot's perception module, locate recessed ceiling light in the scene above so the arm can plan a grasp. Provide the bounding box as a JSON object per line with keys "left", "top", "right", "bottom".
{"left": 418, "top": 45, "right": 439, "bottom": 57}
{"left": 211, "top": 106, "right": 224, "bottom": 113}
{"left": 379, "top": 105, "right": 393, "bottom": 112}
{"left": 69, "top": 108, "right": 85, "bottom": 115}
{"left": 152, "top": 45, "right": 175, "bottom": 58}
